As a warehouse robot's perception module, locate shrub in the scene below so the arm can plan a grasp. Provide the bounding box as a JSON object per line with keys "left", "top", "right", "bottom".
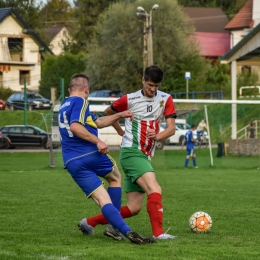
{"left": 0, "top": 85, "right": 14, "bottom": 101}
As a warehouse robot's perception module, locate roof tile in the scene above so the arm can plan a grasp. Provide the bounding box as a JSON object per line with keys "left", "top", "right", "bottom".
{"left": 225, "top": 0, "right": 253, "bottom": 30}
{"left": 183, "top": 7, "right": 229, "bottom": 33}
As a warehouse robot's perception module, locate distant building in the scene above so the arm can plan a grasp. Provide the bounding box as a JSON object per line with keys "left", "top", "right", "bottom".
{"left": 0, "top": 7, "right": 52, "bottom": 92}
{"left": 183, "top": 7, "right": 230, "bottom": 63}
{"left": 224, "top": 0, "right": 260, "bottom": 75}
{"left": 44, "top": 25, "right": 71, "bottom": 56}
{"left": 225, "top": 0, "right": 256, "bottom": 48}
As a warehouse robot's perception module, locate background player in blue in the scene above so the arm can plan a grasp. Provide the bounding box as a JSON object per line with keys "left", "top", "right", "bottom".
{"left": 181, "top": 124, "right": 198, "bottom": 168}
{"left": 59, "top": 73, "right": 155, "bottom": 245}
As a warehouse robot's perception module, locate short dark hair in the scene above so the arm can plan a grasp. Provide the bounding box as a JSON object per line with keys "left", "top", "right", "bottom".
{"left": 69, "top": 73, "right": 89, "bottom": 90}
{"left": 191, "top": 124, "right": 196, "bottom": 129}
{"left": 143, "top": 66, "right": 164, "bottom": 83}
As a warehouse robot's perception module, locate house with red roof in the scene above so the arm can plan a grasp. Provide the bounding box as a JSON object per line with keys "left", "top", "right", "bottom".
{"left": 221, "top": 0, "right": 260, "bottom": 73}
{"left": 221, "top": 0, "right": 260, "bottom": 139}
{"left": 183, "top": 7, "right": 230, "bottom": 63}
{"left": 224, "top": 0, "right": 260, "bottom": 48}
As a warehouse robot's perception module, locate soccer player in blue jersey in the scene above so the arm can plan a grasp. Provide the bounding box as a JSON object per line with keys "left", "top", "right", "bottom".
{"left": 181, "top": 124, "right": 198, "bottom": 168}
{"left": 59, "top": 73, "right": 155, "bottom": 245}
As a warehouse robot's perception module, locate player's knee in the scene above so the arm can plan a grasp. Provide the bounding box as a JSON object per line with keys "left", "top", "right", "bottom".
{"left": 129, "top": 206, "right": 142, "bottom": 216}
{"left": 104, "top": 167, "right": 121, "bottom": 184}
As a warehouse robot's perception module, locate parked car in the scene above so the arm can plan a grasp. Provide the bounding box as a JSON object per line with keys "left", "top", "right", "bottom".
{"left": 0, "top": 125, "right": 51, "bottom": 149}
{"left": 0, "top": 99, "right": 6, "bottom": 110}
{"left": 7, "top": 92, "right": 52, "bottom": 110}
{"left": 89, "top": 90, "right": 123, "bottom": 98}
{"left": 88, "top": 90, "right": 123, "bottom": 105}
{"left": 161, "top": 120, "right": 190, "bottom": 145}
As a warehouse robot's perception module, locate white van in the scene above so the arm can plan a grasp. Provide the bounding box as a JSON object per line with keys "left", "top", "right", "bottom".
{"left": 52, "top": 104, "right": 168, "bottom": 149}
{"left": 161, "top": 120, "right": 209, "bottom": 145}
{"left": 161, "top": 120, "right": 190, "bottom": 145}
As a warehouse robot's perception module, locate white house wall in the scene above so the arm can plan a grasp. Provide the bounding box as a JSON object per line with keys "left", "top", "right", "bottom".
{"left": 253, "top": 0, "right": 260, "bottom": 26}
{"left": 231, "top": 30, "right": 248, "bottom": 48}
{"left": 0, "top": 15, "right": 22, "bottom": 34}
{"left": 49, "top": 27, "right": 70, "bottom": 56}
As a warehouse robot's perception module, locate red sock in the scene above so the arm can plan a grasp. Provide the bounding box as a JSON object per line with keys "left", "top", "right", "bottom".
{"left": 147, "top": 192, "right": 164, "bottom": 237}
{"left": 87, "top": 205, "right": 132, "bottom": 227}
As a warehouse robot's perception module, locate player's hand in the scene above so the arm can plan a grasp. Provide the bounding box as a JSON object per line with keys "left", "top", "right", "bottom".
{"left": 120, "top": 110, "right": 134, "bottom": 122}
{"left": 97, "top": 141, "right": 109, "bottom": 154}
{"left": 147, "top": 128, "right": 158, "bottom": 141}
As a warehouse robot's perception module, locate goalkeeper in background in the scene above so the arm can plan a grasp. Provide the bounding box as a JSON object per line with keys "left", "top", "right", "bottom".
{"left": 181, "top": 124, "right": 198, "bottom": 168}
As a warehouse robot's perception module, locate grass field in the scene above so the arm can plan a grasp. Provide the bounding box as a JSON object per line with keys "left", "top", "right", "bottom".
{"left": 0, "top": 149, "right": 260, "bottom": 260}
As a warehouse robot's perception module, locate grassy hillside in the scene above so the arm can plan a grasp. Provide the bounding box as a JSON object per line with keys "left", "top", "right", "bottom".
{"left": 0, "top": 110, "right": 53, "bottom": 132}
{"left": 175, "top": 101, "right": 260, "bottom": 143}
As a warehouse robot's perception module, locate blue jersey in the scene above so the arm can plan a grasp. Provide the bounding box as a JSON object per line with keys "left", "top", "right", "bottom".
{"left": 185, "top": 130, "right": 195, "bottom": 149}
{"left": 58, "top": 96, "right": 99, "bottom": 166}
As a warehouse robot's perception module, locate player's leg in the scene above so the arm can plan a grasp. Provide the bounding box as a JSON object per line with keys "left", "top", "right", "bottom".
{"left": 102, "top": 163, "right": 124, "bottom": 241}
{"left": 66, "top": 158, "right": 154, "bottom": 244}
{"left": 136, "top": 171, "right": 177, "bottom": 240}
{"left": 121, "top": 148, "right": 177, "bottom": 240}
{"left": 89, "top": 186, "right": 155, "bottom": 244}
{"left": 125, "top": 191, "right": 144, "bottom": 216}
{"left": 197, "top": 130, "right": 201, "bottom": 141}
{"left": 184, "top": 149, "right": 191, "bottom": 167}
{"left": 76, "top": 154, "right": 133, "bottom": 240}
{"left": 192, "top": 151, "right": 198, "bottom": 168}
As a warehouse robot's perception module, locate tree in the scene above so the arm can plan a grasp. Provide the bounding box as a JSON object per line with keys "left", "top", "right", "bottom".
{"left": 69, "top": 0, "right": 118, "bottom": 53}
{"left": 203, "top": 59, "right": 231, "bottom": 98}
{"left": 84, "top": 0, "right": 209, "bottom": 94}
{"left": 39, "top": 0, "right": 74, "bottom": 28}
{"left": 39, "top": 52, "right": 86, "bottom": 99}
{"left": 177, "top": 0, "right": 248, "bottom": 17}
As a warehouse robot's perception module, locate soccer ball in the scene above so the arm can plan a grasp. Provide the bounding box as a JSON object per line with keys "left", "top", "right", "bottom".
{"left": 189, "top": 211, "right": 212, "bottom": 233}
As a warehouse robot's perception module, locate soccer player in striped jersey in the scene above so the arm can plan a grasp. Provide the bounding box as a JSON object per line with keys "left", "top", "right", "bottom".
{"left": 81, "top": 66, "right": 178, "bottom": 240}
{"left": 59, "top": 73, "right": 155, "bottom": 245}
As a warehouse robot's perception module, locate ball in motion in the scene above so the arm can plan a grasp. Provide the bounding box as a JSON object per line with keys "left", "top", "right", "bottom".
{"left": 189, "top": 211, "right": 212, "bottom": 233}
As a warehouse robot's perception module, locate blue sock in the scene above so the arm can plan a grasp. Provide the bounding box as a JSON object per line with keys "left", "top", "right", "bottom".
{"left": 185, "top": 158, "right": 189, "bottom": 167}
{"left": 107, "top": 187, "right": 121, "bottom": 211}
{"left": 101, "top": 203, "right": 131, "bottom": 236}
{"left": 192, "top": 158, "right": 197, "bottom": 166}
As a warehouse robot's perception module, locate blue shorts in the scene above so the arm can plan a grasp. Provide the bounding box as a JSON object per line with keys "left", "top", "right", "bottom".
{"left": 186, "top": 148, "right": 195, "bottom": 156}
{"left": 66, "top": 151, "right": 116, "bottom": 198}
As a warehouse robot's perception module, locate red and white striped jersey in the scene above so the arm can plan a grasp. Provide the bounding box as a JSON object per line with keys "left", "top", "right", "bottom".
{"left": 112, "top": 89, "right": 176, "bottom": 157}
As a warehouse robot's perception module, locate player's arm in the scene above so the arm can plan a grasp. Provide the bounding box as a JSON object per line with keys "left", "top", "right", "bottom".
{"left": 95, "top": 109, "right": 133, "bottom": 129}
{"left": 103, "top": 106, "right": 125, "bottom": 136}
{"left": 70, "top": 122, "right": 109, "bottom": 154}
{"left": 148, "top": 96, "right": 176, "bottom": 141}
{"left": 180, "top": 137, "right": 186, "bottom": 150}
{"left": 148, "top": 117, "right": 175, "bottom": 141}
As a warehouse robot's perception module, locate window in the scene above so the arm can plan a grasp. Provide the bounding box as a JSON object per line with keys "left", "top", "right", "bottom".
{"left": 20, "top": 71, "right": 30, "bottom": 85}
{"left": 9, "top": 127, "right": 22, "bottom": 133}
{"left": 23, "top": 127, "right": 35, "bottom": 134}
